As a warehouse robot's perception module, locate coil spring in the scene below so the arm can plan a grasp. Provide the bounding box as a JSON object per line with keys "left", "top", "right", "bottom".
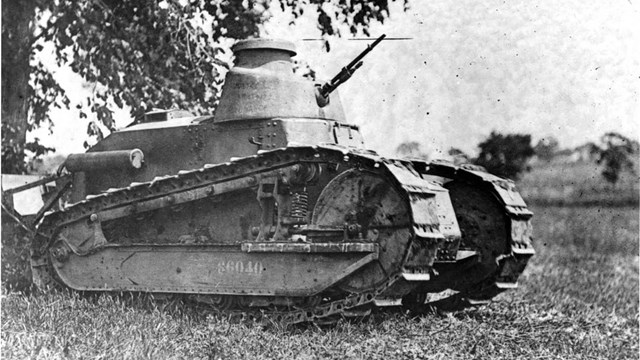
{"left": 290, "top": 191, "right": 309, "bottom": 218}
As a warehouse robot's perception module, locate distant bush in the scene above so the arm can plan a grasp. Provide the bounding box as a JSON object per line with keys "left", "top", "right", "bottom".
{"left": 534, "top": 136, "right": 559, "bottom": 161}
{"left": 447, "top": 147, "right": 471, "bottom": 165}
{"left": 474, "top": 131, "right": 535, "bottom": 179}
{"left": 591, "top": 132, "right": 638, "bottom": 185}
{"left": 396, "top": 141, "right": 429, "bottom": 160}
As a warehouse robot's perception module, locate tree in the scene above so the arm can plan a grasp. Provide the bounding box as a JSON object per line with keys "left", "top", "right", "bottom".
{"left": 2, "top": 0, "right": 404, "bottom": 174}
{"left": 591, "top": 132, "right": 638, "bottom": 185}
{"left": 396, "top": 141, "right": 429, "bottom": 160}
{"left": 534, "top": 136, "right": 559, "bottom": 161}
{"left": 474, "top": 131, "right": 534, "bottom": 179}
{"left": 447, "top": 147, "right": 470, "bottom": 165}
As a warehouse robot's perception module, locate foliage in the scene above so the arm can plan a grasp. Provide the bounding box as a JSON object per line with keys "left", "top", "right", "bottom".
{"left": 533, "top": 136, "right": 559, "bottom": 161}
{"left": 590, "top": 132, "right": 638, "bottom": 185}
{"left": 474, "top": 131, "right": 534, "bottom": 179}
{"left": 1, "top": 222, "right": 33, "bottom": 292}
{"left": 447, "top": 147, "right": 471, "bottom": 165}
{"left": 2, "top": 0, "right": 405, "bottom": 173}
{"left": 395, "top": 141, "right": 429, "bottom": 159}
{"left": 2, "top": 205, "right": 637, "bottom": 359}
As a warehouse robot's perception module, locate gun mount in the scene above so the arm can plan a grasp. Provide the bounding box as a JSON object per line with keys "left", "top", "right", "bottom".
{"left": 316, "top": 34, "right": 386, "bottom": 106}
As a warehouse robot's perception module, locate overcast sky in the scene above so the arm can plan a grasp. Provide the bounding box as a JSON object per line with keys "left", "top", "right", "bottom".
{"left": 31, "top": 0, "right": 639, "bottom": 158}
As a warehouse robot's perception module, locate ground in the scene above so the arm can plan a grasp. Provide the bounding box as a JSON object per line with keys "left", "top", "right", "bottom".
{"left": 1, "top": 160, "right": 638, "bottom": 359}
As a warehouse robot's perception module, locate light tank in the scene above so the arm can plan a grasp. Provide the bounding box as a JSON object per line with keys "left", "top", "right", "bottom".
{"left": 8, "top": 35, "right": 535, "bottom": 324}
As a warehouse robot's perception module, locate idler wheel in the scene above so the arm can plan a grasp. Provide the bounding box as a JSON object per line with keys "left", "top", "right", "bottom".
{"left": 311, "top": 169, "right": 413, "bottom": 294}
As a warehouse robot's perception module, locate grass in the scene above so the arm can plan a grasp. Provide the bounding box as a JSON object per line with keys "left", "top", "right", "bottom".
{"left": 2, "top": 204, "right": 638, "bottom": 359}
{"left": 518, "top": 159, "right": 639, "bottom": 206}
{"left": 2, "top": 159, "right": 638, "bottom": 359}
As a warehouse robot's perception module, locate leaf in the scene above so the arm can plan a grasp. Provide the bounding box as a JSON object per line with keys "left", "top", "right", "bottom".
{"left": 5, "top": 0, "right": 401, "bottom": 171}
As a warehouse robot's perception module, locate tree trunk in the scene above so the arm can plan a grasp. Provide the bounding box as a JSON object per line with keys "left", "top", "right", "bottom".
{"left": 2, "top": 0, "right": 35, "bottom": 174}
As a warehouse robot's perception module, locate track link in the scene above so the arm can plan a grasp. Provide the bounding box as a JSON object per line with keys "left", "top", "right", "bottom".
{"left": 31, "top": 145, "right": 444, "bottom": 326}
{"left": 412, "top": 160, "right": 535, "bottom": 311}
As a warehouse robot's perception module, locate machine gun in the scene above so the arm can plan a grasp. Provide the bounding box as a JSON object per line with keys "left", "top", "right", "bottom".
{"left": 316, "top": 34, "right": 386, "bottom": 104}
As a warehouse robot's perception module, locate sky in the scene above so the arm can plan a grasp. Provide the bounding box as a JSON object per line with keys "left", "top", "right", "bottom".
{"left": 30, "top": 0, "right": 640, "bottom": 159}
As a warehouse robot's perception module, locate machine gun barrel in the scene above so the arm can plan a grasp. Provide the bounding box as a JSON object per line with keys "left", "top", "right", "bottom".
{"left": 318, "top": 34, "right": 386, "bottom": 99}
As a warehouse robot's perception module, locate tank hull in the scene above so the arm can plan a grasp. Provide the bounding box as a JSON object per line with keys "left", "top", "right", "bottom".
{"left": 32, "top": 145, "right": 533, "bottom": 324}
{"left": 25, "top": 37, "right": 534, "bottom": 325}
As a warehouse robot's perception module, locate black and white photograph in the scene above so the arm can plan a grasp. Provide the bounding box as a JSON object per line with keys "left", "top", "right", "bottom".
{"left": 1, "top": 0, "right": 638, "bottom": 358}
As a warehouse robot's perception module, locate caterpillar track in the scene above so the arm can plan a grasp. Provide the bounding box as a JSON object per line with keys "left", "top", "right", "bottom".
{"left": 2, "top": 36, "right": 535, "bottom": 326}
{"left": 29, "top": 145, "right": 533, "bottom": 325}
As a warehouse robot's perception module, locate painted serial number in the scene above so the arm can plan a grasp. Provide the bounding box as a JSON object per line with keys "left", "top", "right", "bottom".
{"left": 217, "top": 260, "right": 264, "bottom": 275}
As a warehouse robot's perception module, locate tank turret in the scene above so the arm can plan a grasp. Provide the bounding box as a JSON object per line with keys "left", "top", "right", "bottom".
{"left": 63, "top": 38, "right": 373, "bottom": 200}
{"left": 214, "top": 38, "right": 346, "bottom": 122}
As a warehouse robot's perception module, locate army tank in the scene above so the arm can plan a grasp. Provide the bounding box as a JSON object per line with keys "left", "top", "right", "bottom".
{"left": 7, "top": 35, "right": 534, "bottom": 324}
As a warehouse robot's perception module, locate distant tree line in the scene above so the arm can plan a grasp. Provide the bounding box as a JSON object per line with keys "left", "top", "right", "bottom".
{"left": 396, "top": 131, "right": 638, "bottom": 184}
{"left": 532, "top": 132, "right": 638, "bottom": 185}
{"left": 396, "top": 131, "right": 535, "bottom": 179}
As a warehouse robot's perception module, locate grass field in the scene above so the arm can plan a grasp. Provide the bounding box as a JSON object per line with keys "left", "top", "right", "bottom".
{"left": 518, "top": 159, "right": 639, "bottom": 207}
{"left": 2, "top": 204, "right": 637, "bottom": 359}
{"left": 2, "top": 157, "right": 639, "bottom": 359}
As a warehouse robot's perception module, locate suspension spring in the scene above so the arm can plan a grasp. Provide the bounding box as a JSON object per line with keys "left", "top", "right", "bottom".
{"left": 289, "top": 191, "right": 309, "bottom": 219}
